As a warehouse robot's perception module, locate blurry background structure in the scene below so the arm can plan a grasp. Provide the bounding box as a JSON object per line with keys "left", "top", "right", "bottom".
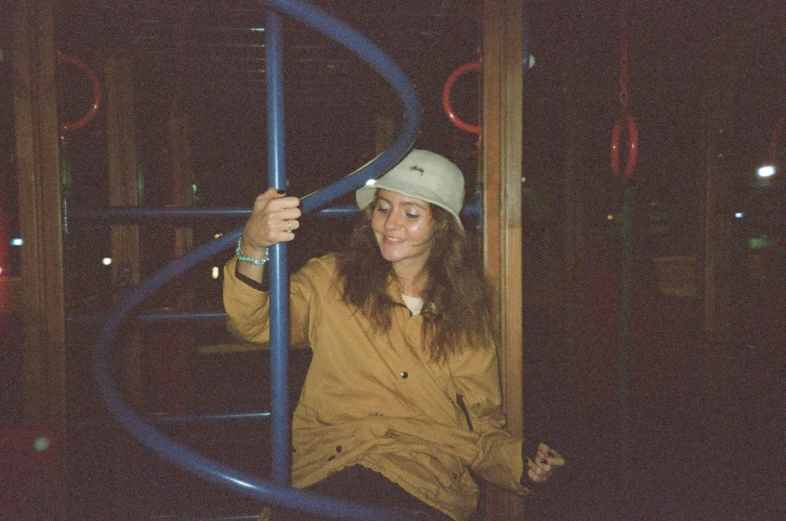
{"left": 1, "top": 1, "right": 784, "bottom": 520}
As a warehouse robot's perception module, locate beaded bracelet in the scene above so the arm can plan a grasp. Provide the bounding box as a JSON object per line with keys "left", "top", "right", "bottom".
{"left": 235, "top": 236, "right": 269, "bottom": 267}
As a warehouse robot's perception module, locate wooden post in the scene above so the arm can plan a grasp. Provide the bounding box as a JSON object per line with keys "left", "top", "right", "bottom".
{"left": 13, "top": 0, "right": 63, "bottom": 431}
{"left": 481, "top": 0, "right": 524, "bottom": 518}
{"left": 700, "top": 84, "right": 736, "bottom": 342}
{"left": 12, "top": 0, "right": 66, "bottom": 517}
{"left": 106, "top": 57, "right": 143, "bottom": 394}
{"left": 105, "top": 57, "right": 147, "bottom": 518}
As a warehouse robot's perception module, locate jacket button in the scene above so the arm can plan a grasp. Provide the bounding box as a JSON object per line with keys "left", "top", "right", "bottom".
{"left": 400, "top": 371, "right": 408, "bottom": 379}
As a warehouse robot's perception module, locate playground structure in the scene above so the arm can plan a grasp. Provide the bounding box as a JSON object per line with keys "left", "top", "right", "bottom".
{"left": 2, "top": 1, "right": 784, "bottom": 520}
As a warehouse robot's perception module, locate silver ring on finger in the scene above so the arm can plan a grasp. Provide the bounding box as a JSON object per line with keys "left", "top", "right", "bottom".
{"left": 287, "top": 220, "right": 292, "bottom": 233}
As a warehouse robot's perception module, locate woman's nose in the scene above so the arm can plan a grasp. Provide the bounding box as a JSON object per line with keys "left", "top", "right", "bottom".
{"left": 384, "top": 211, "right": 400, "bottom": 229}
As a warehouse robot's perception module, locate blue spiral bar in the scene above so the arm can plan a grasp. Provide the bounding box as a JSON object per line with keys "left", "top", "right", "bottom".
{"left": 92, "top": 0, "right": 421, "bottom": 519}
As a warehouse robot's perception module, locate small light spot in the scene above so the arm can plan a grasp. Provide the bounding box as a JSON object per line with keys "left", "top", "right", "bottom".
{"left": 212, "top": 266, "right": 220, "bottom": 279}
{"left": 102, "top": 257, "right": 112, "bottom": 266}
{"left": 365, "top": 179, "right": 376, "bottom": 186}
{"left": 734, "top": 212, "right": 744, "bottom": 219}
{"left": 11, "top": 238, "right": 23, "bottom": 247}
{"left": 757, "top": 165, "right": 776, "bottom": 178}
{"left": 34, "top": 436, "right": 50, "bottom": 452}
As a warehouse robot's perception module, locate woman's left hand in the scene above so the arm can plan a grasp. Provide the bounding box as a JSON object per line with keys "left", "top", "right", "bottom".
{"left": 525, "top": 442, "right": 565, "bottom": 484}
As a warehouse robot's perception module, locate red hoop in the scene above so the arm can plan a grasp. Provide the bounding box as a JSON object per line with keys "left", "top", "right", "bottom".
{"left": 442, "top": 61, "right": 482, "bottom": 137}
{"left": 57, "top": 53, "right": 103, "bottom": 135}
{"left": 770, "top": 117, "right": 785, "bottom": 169}
{"left": 610, "top": 111, "right": 639, "bottom": 180}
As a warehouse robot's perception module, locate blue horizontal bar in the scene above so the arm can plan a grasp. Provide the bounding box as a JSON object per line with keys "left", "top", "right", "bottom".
{"left": 69, "top": 206, "right": 252, "bottom": 223}
{"left": 148, "top": 412, "right": 272, "bottom": 424}
{"left": 68, "top": 310, "right": 226, "bottom": 325}
{"left": 151, "top": 514, "right": 259, "bottom": 521}
{"left": 69, "top": 201, "right": 480, "bottom": 223}
{"left": 71, "top": 412, "right": 271, "bottom": 431}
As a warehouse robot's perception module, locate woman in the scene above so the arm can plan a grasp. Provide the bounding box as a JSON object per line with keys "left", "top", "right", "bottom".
{"left": 224, "top": 149, "right": 564, "bottom": 521}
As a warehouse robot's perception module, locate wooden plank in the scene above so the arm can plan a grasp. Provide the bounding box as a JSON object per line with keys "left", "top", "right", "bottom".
{"left": 106, "top": 58, "right": 142, "bottom": 302}
{"left": 105, "top": 57, "right": 147, "bottom": 518}
{"left": 12, "top": 0, "right": 66, "bottom": 518}
{"left": 481, "top": 0, "right": 524, "bottom": 519}
{"left": 13, "top": 0, "right": 65, "bottom": 434}
{"left": 700, "top": 85, "right": 735, "bottom": 340}
{"left": 106, "top": 57, "right": 144, "bottom": 405}
{"left": 0, "top": 276, "right": 22, "bottom": 314}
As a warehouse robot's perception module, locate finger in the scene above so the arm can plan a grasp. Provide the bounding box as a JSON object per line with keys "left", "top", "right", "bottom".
{"left": 543, "top": 448, "right": 565, "bottom": 467}
{"left": 282, "top": 219, "right": 298, "bottom": 235}
{"left": 273, "top": 223, "right": 296, "bottom": 243}
{"left": 527, "top": 457, "right": 551, "bottom": 477}
{"left": 273, "top": 207, "right": 302, "bottom": 222}
{"left": 284, "top": 219, "right": 300, "bottom": 233}
{"left": 526, "top": 465, "right": 548, "bottom": 484}
{"left": 267, "top": 195, "right": 301, "bottom": 211}
{"left": 536, "top": 443, "right": 566, "bottom": 467}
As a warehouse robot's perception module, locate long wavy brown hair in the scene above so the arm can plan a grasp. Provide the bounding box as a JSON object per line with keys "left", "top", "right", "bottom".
{"left": 336, "top": 198, "right": 496, "bottom": 363}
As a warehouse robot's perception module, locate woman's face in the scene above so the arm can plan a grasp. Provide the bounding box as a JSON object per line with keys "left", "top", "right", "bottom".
{"left": 371, "top": 189, "right": 436, "bottom": 272}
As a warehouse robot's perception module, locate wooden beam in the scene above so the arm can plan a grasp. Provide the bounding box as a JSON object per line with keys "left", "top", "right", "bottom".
{"left": 105, "top": 57, "right": 148, "bottom": 517}
{"left": 700, "top": 85, "right": 735, "bottom": 341}
{"left": 481, "top": 0, "right": 524, "bottom": 519}
{"left": 13, "top": 0, "right": 65, "bottom": 432}
{"left": 12, "top": 0, "right": 66, "bottom": 518}
{"left": 106, "top": 58, "right": 142, "bottom": 304}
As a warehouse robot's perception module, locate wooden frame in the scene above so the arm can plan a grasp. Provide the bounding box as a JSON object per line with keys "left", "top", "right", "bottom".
{"left": 12, "top": 0, "right": 65, "bottom": 517}
{"left": 481, "top": 0, "right": 525, "bottom": 518}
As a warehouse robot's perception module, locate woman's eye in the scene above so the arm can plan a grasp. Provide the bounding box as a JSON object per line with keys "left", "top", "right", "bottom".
{"left": 406, "top": 213, "right": 419, "bottom": 219}
{"left": 375, "top": 206, "right": 390, "bottom": 213}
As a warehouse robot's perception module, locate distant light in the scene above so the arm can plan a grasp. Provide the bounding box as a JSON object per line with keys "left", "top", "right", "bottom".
{"left": 211, "top": 266, "right": 220, "bottom": 279}
{"left": 34, "top": 436, "right": 50, "bottom": 452}
{"left": 757, "top": 165, "right": 776, "bottom": 178}
{"left": 734, "top": 212, "right": 744, "bottom": 219}
{"left": 11, "top": 238, "right": 23, "bottom": 247}
{"left": 0, "top": 267, "right": 3, "bottom": 276}
{"left": 365, "top": 179, "right": 376, "bottom": 186}
{"left": 102, "top": 257, "right": 112, "bottom": 266}
{"left": 749, "top": 236, "right": 771, "bottom": 250}
{"left": 214, "top": 233, "right": 223, "bottom": 238}
{"left": 607, "top": 214, "right": 614, "bottom": 220}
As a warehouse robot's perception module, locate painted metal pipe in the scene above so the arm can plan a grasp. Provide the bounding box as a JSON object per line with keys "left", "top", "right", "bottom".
{"left": 92, "top": 0, "right": 421, "bottom": 518}
{"left": 265, "top": 8, "right": 291, "bottom": 487}
{"left": 69, "top": 201, "right": 480, "bottom": 223}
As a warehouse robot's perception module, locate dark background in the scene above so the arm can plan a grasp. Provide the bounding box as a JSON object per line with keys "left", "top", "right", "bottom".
{"left": 1, "top": 1, "right": 785, "bottom": 520}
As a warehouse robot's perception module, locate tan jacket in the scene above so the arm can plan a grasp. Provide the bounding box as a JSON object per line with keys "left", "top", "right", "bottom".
{"left": 224, "top": 254, "right": 531, "bottom": 521}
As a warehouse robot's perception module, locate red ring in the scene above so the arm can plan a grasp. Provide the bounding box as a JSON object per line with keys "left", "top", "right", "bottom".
{"left": 442, "top": 61, "right": 482, "bottom": 136}
{"left": 57, "top": 53, "right": 103, "bottom": 134}
{"left": 610, "top": 111, "right": 639, "bottom": 180}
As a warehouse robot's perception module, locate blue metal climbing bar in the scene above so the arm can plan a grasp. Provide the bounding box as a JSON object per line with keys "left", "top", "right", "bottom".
{"left": 91, "top": 0, "right": 421, "bottom": 519}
